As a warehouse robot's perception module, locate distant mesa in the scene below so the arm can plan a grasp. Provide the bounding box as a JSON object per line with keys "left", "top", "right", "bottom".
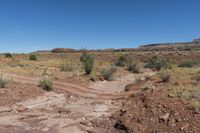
{"left": 51, "top": 48, "right": 138, "bottom": 53}
{"left": 51, "top": 48, "right": 76, "bottom": 53}
{"left": 193, "top": 38, "right": 200, "bottom": 43}
{"left": 138, "top": 38, "right": 200, "bottom": 51}
{"left": 48, "top": 38, "right": 200, "bottom": 53}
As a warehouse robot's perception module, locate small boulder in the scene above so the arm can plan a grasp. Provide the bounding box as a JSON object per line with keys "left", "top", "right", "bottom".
{"left": 99, "top": 75, "right": 104, "bottom": 81}
{"left": 15, "top": 106, "right": 28, "bottom": 113}
{"left": 159, "top": 113, "right": 170, "bottom": 122}
{"left": 80, "top": 119, "right": 92, "bottom": 126}
{"left": 125, "top": 83, "right": 135, "bottom": 92}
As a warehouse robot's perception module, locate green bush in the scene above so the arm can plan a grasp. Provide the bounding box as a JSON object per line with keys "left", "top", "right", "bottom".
{"left": 29, "top": 54, "right": 37, "bottom": 61}
{"left": 178, "top": 61, "right": 197, "bottom": 68}
{"left": 39, "top": 78, "right": 53, "bottom": 91}
{"left": 0, "top": 75, "right": 8, "bottom": 88}
{"left": 158, "top": 70, "right": 171, "bottom": 82}
{"left": 145, "top": 56, "right": 171, "bottom": 71}
{"left": 160, "top": 59, "right": 172, "bottom": 69}
{"left": 60, "top": 63, "right": 73, "bottom": 72}
{"left": 4, "top": 53, "right": 12, "bottom": 58}
{"left": 89, "top": 70, "right": 96, "bottom": 82}
{"left": 101, "top": 65, "right": 117, "bottom": 81}
{"left": 127, "top": 63, "right": 141, "bottom": 73}
{"left": 80, "top": 52, "right": 94, "bottom": 75}
{"left": 116, "top": 55, "right": 131, "bottom": 67}
{"left": 80, "top": 52, "right": 90, "bottom": 62}
{"left": 84, "top": 59, "right": 94, "bottom": 74}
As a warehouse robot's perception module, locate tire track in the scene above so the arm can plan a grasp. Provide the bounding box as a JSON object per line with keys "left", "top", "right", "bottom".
{"left": 1, "top": 72, "right": 139, "bottom": 99}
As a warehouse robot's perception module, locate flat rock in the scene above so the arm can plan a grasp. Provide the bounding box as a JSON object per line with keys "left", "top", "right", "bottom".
{"left": 93, "top": 104, "right": 108, "bottom": 112}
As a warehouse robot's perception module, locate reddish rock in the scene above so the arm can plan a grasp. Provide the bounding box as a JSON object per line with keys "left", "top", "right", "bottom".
{"left": 15, "top": 106, "right": 28, "bottom": 112}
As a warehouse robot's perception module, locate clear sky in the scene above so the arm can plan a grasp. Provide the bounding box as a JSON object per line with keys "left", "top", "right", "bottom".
{"left": 0, "top": 0, "right": 200, "bottom": 53}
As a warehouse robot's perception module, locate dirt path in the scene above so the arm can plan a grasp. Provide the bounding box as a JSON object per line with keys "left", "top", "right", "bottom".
{"left": 0, "top": 92, "right": 122, "bottom": 133}
{"left": 0, "top": 70, "right": 154, "bottom": 133}
{"left": 1, "top": 71, "right": 139, "bottom": 99}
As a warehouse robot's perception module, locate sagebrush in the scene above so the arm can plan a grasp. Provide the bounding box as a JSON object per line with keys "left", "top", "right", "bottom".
{"left": 39, "top": 78, "right": 53, "bottom": 91}
{"left": 101, "top": 65, "right": 117, "bottom": 81}
{"left": 80, "top": 52, "right": 94, "bottom": 74}
{"left": 29, "top": 54, "right": 37, "bottom": 61}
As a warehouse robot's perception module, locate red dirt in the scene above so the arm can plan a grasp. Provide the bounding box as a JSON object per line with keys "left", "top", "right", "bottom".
{"left": 113, "top": 89, "right": 200, "bottom": 133}
{"left": 0, "top": 83, "right": 43, "bottom": 107}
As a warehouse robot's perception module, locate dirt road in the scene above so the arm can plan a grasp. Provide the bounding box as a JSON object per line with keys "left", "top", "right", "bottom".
{"left": 1, "top": 71, "right": 139, "bottom": 99}
{"left": 0, "top": 71, "right": 154, "bottom": 133}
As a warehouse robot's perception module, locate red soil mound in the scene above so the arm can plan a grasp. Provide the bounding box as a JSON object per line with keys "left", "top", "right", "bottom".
{"left": 113, "top": 90, "right": 200, "bottom": 133}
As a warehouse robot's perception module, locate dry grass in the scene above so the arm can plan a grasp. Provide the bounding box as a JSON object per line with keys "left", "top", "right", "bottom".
{"left": 0, "top": 51, "right": 199, "bottom": 84}
{"left": 166, "top": 67, "right": 200, "bottom": 112}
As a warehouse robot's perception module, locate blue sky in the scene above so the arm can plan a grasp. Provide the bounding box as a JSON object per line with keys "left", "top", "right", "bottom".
{"left": 0, "top": 0, "right": 200, "bottom": 53}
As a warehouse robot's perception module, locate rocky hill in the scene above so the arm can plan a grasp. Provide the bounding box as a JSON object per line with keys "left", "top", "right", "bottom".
{"left": 51, "top": 48, "right": 76, "bottom": 53}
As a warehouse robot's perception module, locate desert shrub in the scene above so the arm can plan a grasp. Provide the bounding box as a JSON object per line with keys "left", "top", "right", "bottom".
{"left": 127, "top": 63, "right": 141, "bottom": 73}
{"left": 0, "top": 75, "right": 8, "bottom": 88}
{"left": 158, "top": 70, "right": 171, "bottom": 82}
{"left": 4, "top": 53, "right": 12, "bottom": 58}
{"left": 84, "top": 60, "right": 94, "bottom": 74}
{"left": 80, "top": 52, "right": 90, "bottom": 62}
{"left": 145, "top": 56, "right": 171, "bottom": 71}
{"left": 42, "top": 68, "right": 50, "bottom": 76}
{"left": 140, "top": 83, "right": 155, "bottom": 92}
{"left": 80, "top": 52, "right": 94, "bottom": 74}
{"left": 169, "top": 75, "right": 180, "bottom": 86}
{"left": 145, "top": 56, "right": 160, "bottom": 70}
{"left": 39, "top": 78, "right": 53, "bottom": 91}
{"left": 190, "top": 100, "right": 200, "bottom": 113}
{"left": 160, "top": 59, "right": 172, "bottom": 69}
{"left": 89, "top": 70, "right": 96, "bottom": 82}
{"left": 190, "top": 71, "right": 200, "bottom": 82}
{"left": 29, "top": 54, "right": 37, "bottom": 61}
{"left": 178, "top": 61, "right": 197, "bottom": 68}
{"left": 143, "top": 74, "right": 152, "bottom": 81}
{"left": 60, "top": 63, "right": 73, "bottom": 72}
{"left": 101, "top": 65, "right": 117, "bottom": 81}
{"left": 116, "top": 55, "right": 131, "bottom": 67}
{"left": 134, "top": 75, "right": 143, "bottom": 84}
